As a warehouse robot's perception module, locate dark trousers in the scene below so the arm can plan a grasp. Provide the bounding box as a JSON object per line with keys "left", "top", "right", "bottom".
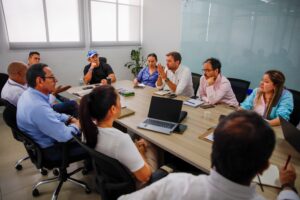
{"left": 53, "top": 100, "right": 79, "bottom": 118}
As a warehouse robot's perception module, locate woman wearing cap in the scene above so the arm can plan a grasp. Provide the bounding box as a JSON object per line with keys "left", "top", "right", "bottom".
{"left": 240, "top": 70, "right": 293, "bottom": 126}
{"left": 133, "top": 53, "right": 159, "bottom": 88}
{"left": 83, "top": 50, "right": 116, "bottom": 85}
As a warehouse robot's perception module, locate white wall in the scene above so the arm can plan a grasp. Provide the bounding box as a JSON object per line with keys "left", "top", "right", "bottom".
{"left": 0, "top": 0, "right": 182, "bottom": 85}
{"left": 142, "top": 0, "right": 182, "bottom": 63}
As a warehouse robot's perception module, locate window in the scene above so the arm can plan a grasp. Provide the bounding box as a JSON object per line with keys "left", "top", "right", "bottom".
{"left": 90, "top": 0, "right": 141, "bottom": 44}
{"left": 1, "top": 0, "right": 82, "bottom": 48}
{"left": 1, "top": 0, "right": 142, "bottom": 48}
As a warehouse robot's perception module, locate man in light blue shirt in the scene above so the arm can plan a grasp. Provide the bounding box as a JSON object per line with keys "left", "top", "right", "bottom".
{"left": 17, "top": 63, "right": 85, "bottom": 161}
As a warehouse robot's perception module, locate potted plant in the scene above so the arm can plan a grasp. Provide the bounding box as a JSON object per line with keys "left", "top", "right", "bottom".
{"left": 124, "top": 47, "right": 145, "bottom": 77}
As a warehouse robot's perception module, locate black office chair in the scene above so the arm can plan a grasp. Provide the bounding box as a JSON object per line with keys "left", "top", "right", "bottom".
{"left": 191, "top": 73, "right": 202, "bottom": 97}
{"left": 0, "top": 73, "right": 9, "bottom": 106}
{"left": 0, "top": 98, "right": 45, "bottom": 173}
{"left": 2, "top": 103, "right": 91, "bottom": 199}
{"left": 99, "top": 57, "right": 107, "bottom": 64}
{"left": 228, "top": 77, "right": 251, "bottom": 104}
{"left": 73, "top": 135, "right": 135, "bottom": 200}
{"left": 288, "top": 89, "right": 300, "bottom": 126}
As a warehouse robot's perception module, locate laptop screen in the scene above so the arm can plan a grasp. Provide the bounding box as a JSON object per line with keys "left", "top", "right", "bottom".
{"left": 148, "top": 96, "right": 183, "bottom": 123}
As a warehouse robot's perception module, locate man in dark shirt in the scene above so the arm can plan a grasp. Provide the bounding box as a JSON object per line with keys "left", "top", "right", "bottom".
{"left": 83, "top": 50, "right": 116, "bottom": 85}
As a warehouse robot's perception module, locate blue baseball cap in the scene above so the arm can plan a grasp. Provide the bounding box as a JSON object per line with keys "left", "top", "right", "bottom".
{"left": 87, "top": 50, "right": 98, "bottom": 58}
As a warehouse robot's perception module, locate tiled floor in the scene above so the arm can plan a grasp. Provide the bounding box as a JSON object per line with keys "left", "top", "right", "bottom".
{"left": 0, "top": 109, "right": 101, "bottom": 200}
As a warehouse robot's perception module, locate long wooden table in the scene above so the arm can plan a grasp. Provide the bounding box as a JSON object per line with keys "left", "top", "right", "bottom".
{"left": 68, "top": 80, "right": 300, "bottom": 199}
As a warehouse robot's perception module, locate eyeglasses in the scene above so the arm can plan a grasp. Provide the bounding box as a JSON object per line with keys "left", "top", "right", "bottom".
{"left": 42, "top": 76, "right": 57, "bottom": 81}
{"left": 202, "top": 69, "right": 214, "bottom": 73}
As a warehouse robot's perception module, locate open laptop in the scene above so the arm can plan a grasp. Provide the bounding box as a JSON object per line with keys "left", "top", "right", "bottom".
{"left": 138, "top": 96, "right": 183, "bottom": 134}
{"left": 280, "top": 116, "right": 300, "bottom": 152}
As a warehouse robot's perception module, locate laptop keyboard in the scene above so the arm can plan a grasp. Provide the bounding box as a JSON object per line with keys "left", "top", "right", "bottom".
{"left": 144, "top": 119, "right": 175, "bottom": 129}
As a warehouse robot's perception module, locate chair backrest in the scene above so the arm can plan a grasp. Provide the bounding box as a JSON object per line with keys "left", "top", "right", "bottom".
{"left": 0, "top": 73, "right": 8, "bottom": 94}
{"left": 228, "top": 77, "right": 250, "bottom": 103}
{"left": 73, "top": 136, "right": 135, "bottom": 200}
{"left": 99, "top": 57, "right": 107, "bottom": 64}
{"left": 191, "top": 73, "right": 201, "bottom": 96}
{"left": 2, "top": 102, "right": 44, "bottom": 169}
{"left": 0, "top": 73, "right": 9, "bottom": 106}
{"left": 289, "top": 89, "right": 300, "bottom": 126}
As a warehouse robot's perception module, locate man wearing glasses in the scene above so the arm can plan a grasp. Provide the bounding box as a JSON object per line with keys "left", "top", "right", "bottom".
{"left": 198, "top": 57, "right": 238, "bottom": 107}
{"left": 17, "top": 63, "right": 86, "bottom": 161}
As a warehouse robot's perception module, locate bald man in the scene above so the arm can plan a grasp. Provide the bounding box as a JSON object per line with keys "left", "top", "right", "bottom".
{"left": 1, "top": 62, "right": 28, "bottom": 106}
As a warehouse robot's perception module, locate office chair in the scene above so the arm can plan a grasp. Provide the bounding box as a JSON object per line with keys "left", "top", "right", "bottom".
{"left": 289, "top": 89, "right": 300, "bottom": 126}
{"left": 1, "top": 98, "right": 48, "bottom": 174}
{"left": 99, "top": 57, "right": 107, "bottom": 64}
{"left": 73, "top": 135, "right": 135, "bottom": 200}
{"left": 191, "top": 73, "right": 201, "bottom": 97}
{"left": 228, "top": 77, "right": 250, "bottom": 104}
{"left": 2, "top": 103, "right": 91, "bottom": 200}
{"left": 0, "top": 73, "right": 9, "bottom": 106}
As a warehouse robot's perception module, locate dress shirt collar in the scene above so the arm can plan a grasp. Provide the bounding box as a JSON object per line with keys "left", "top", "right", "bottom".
{"left": 28, "top": 87, "right": 50, "bottom": 103}
{"left": 208, "top": 169, "right": 258, "bottom": 199}
{"left": 8, "top": 78, "right": 27, "bottom": 89}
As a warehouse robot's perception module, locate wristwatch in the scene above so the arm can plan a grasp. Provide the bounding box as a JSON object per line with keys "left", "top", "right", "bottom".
{"left": 281, "top": 183, "right": 298, "bottom": 194}
{"left": 165, "top": 78, "right": 170, "bottom": 83}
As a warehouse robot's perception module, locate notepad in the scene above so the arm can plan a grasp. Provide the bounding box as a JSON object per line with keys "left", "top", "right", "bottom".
{"left": 253, "top": 164, "right": 280, "bottom": 188}
{"left": 134, "top": 83, "right": 146, "bottom": 88}
{"left": 154, "top": 90, "right": 171, "bottom": 96}
{"left": 118, "top": 88, "right": 135, "bottom": 97}
{"left": 183, "top": 99, "right": 204, "bottom": 107}
{"left": 119, "top": 108, "right": 135, "bottom": 119}
{"left": 72, "top": 89, "right": 93, "bottom": 97}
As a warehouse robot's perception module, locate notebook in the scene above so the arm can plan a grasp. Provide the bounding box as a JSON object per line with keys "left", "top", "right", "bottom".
{"left": 119, "top": 108, "right": 135, "bottom": 119}
{"left": 183, "top": 98, "right": 204, "bottom": 107}
{"left": 154, "top": 90, "right": 171, "bottom": 96}
{"left": 138, "top": 96, "right": 183, "bottom": 134}
{"left": 280, "top": 117, "right": 300, "bottom": 152}
{"left": 253, "top": 164, "right": 280, "bottom": 188}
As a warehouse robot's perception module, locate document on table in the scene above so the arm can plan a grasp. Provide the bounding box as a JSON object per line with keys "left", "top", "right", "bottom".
{"left": 253, "top": 164, "right": 280, "bottom": 188}
{"left": 72, "top": 89, "right": 93, "bottom": 97}
{"left": 183, "top": 99, "right": 204, "bottom": 107}
{"left": 154, "top": 90, "right": 171, "bottom": 96}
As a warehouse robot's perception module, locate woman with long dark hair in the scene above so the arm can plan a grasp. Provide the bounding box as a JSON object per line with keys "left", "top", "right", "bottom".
{"left": 79, "top": 85, "right": 158, "bottom": 184}
{"left": 240, "top": 70, "right": 293, "bottom": 126}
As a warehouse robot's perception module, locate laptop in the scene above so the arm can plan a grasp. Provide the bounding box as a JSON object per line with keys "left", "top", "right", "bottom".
{"left": 280, "top": 117, "right": 300, "bottom": 152}
{"left": 138, "top": 96, "right": 183, "bottom": 134}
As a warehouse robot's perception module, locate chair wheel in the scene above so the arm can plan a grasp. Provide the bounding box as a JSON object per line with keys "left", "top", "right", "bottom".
{"left": 82, "top": 169, "right": 88, "bottom": 175}
{"left": 85, "top": 187, "right": 91, "bottom": 194}
{"left": 41, "top": 169, "right": 48, "bottom": 176}
{"left": 32, "top": 189, "right": 40, "bottom": 197}
{"left": 53, "top": 169, "right": 59, "bottom": 176}
{"left": 15, "top": 164, "right": 23, "bottom": 171}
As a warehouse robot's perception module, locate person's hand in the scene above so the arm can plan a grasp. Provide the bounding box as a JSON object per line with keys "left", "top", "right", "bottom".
{"left": 133, "top": 78, "right": 138, "bottom": 86}
{"left": 157, "top": 64, "right": 167, "bottom": 80}
{"left": 91, "top": 62, "right": 98, "bottom": 68}
{"left": 135, "top": 139, "right": 147, "bottom": 155}
{"left": 206, "top": 77, "right": 216, "bottom": 86}
{"left": 53, "top": 85, "right": 71, "bottom": 96}
{"left": 101, "top": 79, "right": 108, "bottom": 85}
{"left": 280, "top": 163, "right": 296, "bottom": 186}
{"left": 69, "top": 117, "right": 81, "bottom": 129}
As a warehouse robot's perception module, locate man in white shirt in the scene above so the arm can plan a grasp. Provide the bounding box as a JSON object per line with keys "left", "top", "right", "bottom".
{"left": 119, "top": 110, "right": 300, "bottom": 200}
{"left": 1, "top": 62, "right": 28, "bottom": 106}
{"left": 156, "top": 51, "right": 194, "bottom": 97}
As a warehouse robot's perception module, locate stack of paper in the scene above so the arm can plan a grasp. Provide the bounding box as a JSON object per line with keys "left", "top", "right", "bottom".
{"left": 253, "top": 164, "right": 280, "bottom": 188}
{"left": 183, "top": 99, "right": 204, "bottom": 107}
{"left": 72, "top": 89, "right": 92, "bottom": 97}
{"left": 154, "top": 90, "right": 171, "bottom": 96}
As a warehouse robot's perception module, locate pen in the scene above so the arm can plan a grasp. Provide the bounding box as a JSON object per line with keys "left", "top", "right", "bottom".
{"left": 257, "top": 174, "right": 264, "bottom": 192}
{"left": 187, "top": 100, "right": 195, "bottom": 104}
{"left": 284, "top": 155, "right": 291, "bottom": 170}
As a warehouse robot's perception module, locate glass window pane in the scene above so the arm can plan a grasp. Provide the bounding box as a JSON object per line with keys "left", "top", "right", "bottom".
{"left": 100, "top": 0, "right": 116, "bottom": 2}
{"left": 119, "top": 0, "right": 140, "bottom": 6}
{"left": 2, "top": 0, "right": 46, "bottom": 42}
{"left": 91, "top": 1, "right": 116, "bottom": 41}
{"left": 118, "top": 5, "right": 140, "bottom": 41}
{"left": 46, "top": 0, "right": 80, "bottom": 42}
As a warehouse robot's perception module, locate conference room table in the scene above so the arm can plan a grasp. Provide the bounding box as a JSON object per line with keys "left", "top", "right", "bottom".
{"left": 67, "top": 80, "right": 300, "bottom": 199}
